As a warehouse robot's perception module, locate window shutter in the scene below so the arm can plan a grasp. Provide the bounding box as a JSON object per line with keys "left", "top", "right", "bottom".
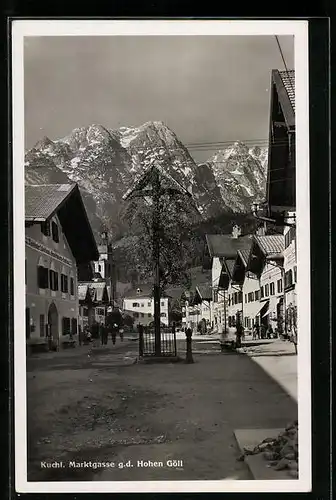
{"left": 70, "top": 278, "right": 74, "bottom": 295}
{"left": 37, "top": 266, "right": 43, "bottom": 288}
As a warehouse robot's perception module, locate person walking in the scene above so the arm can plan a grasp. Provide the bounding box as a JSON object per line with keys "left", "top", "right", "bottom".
{"left": 111, "top": 323, "right": 117, "bottom": 345}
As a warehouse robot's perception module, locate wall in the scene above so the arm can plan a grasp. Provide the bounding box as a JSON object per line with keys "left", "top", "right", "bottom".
{"left": 242, "top": 273, "right": 262, "bottom": 331}
{"left": 283, "top": 218, "right": 297, "bottom": 308}
{"left": 25, "top": 215, "right": 79, "bottom": 348}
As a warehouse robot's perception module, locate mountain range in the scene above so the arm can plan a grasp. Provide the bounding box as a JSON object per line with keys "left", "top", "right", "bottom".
{"left": 25, "top": 121, "right": 268, "bottom": 240}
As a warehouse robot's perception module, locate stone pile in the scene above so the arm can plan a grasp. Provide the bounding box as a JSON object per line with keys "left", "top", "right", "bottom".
{"left": 239, "top": 420, "right": 299, "bottom": 478}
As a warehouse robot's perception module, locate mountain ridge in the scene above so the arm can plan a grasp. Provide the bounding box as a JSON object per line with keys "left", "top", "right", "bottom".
{"left": 25, "top": 121, "right": 268, "bottom": 239}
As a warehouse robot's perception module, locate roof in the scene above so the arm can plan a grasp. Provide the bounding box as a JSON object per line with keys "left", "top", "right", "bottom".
{"left": 223, "top": 258, "right": 236, "bottom": 278}
{"left": 253, "top": 235, "right": 284, "bottom": 258}
{"left": 195, "top": 284, "right": 212, "bottom": 301}
{"left": 25, "top": 184, "right": 74, "bottom": 220}
{"left": 78, "top": 281, "right": 108, "bottom": 303}
{"left": 25, "top": 183, "right": 98, "bottom": 264}
{"left": 279, "top": 70, "right": 295, "bottom": 114}
{"left": 272, "top": 69, "right": 295, "bottom": 129}
{"left": 205, "top": 234, "right": 252, "bottom": 259}
{"left": 237, "top": 249, "right": 251, "bottom": 268}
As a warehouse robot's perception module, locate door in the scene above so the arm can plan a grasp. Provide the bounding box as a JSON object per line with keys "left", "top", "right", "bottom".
{"left": 26, "top": 308, "right": 30, "bottom": 339}
{"left": 48, "top": 302, "right": 59, "bottom": 347}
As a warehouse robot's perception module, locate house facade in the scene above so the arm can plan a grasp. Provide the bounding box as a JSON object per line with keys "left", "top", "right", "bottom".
{"left": 78, "top": 280, "right": 110, "bottom": 331}
{"left": 122, "top": 286, "right": 170, "bottom": 326}
{"left": 25, "top": 183, "right": 98, "bottom": 351}
{"left": 247, "top": 234, "right": 285, "bottom": 333}
{"left": 206, "top": 228, "right": 251, "bottom": 333}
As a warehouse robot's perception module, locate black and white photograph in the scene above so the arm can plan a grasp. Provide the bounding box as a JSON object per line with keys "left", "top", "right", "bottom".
{"left": 12, "top": 19, "right": 310, "bottom": 494}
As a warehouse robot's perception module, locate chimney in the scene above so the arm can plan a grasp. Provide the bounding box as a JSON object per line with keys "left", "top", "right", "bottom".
{"left": 232, "top": 224, "right": 242, "bottom": 239}
{"left": 256, "top": 223, "right": 266, "bottom": 237}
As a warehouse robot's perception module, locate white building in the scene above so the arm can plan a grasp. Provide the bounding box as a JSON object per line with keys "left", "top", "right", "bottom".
{"left": 122, "top": 285, "right": 170, "bottom": 326}
{"left": 206, "top": 228, "right": 251, "bottom": 333}
{"left": 25, "top": 183, "right": 98, "bottom": 352}
{"left": 248, "top": 234, "right": 285, "bottom": 333}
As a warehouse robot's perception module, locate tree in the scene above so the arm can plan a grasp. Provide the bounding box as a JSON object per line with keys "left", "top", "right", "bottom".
{"left": 122, "top": 159, "right": 199, "bottom": 293}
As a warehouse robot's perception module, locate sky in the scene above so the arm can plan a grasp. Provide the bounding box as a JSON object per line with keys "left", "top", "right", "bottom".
{"left": 24, "top": 35, "right": 294, "bottom": 163}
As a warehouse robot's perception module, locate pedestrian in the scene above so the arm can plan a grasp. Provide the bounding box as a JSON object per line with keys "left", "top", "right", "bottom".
{"left": 185, "top": 327, "right": 194, "bottom": 363}
{"left": 119, "top": 328, "right": 124, "bottom": 342}
{"left": 91, "top": 321, "right": 100, "bottom": 347}
{"left": 235, "top": 322, "right": 243, "bottom": 348}
{"left": 252, "top": 323, "right": 257, "bottom": 340}
{"left": 267, "top": 324, "right": 273, "bottom": 339}
{"left": 111, "top": 323, "right": 117, "bottom": 345}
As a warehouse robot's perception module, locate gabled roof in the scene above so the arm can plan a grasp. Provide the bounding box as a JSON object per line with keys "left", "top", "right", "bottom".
{"left": 123, "top": 284, "right": 171, "bottom": 300}
{"left": 25, "top": 183, "right": 98, "bottom": 264}
{"left": 272, "top": 69, "right": 295, "bottom": 130}
{"left": 205, "top": 234, "right": 252, "bottom": 259}
{"left": 78, "top": 281, "right": 109, "bottom": 303}
{"left": 253, "top": 235, "right": 284, "bottom": 258}
{"left": 237, "top": 249, "right": 251, "bottom": 268}
{"left": 195, "top": 285, "right": 212, "bottom": 301}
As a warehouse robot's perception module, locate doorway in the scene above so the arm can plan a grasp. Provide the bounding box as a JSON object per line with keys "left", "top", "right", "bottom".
{"left": 48, "top": 302, "right": 59, "bottom": 348}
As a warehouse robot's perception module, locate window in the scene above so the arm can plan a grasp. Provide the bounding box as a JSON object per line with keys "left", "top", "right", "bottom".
{"left": 62, "top": 317, "right": 71, "bottom": 335}
{"left": 294, "top": 266, "right": 297, "bottom": 283}
{"left": 245, "top": 294, "right": 247, "bottom": 303}
{"left": 285, "top": 270, "right": 293, "bottom": 288}
{"left": 141, "top": 303, "right": 144, "bottom": 307}
{"left": 160, "top": 312, "right": 167, "bottom": 317}
{"left": 96, "top": 308, "right": 105, "bottom": 316}
{"left": 141, "top": 313, "right": 144, "bottom": 318}
{"left": 49, "top": 270, "right": 59, "bottom": 291}
{"left": 270, "top": 282, "right": 275, "bottom": 295}
{"left": 37, "top": 266, "right": 49, "bottom": 289}
{"left": 70, "top": 277, "right": 74, "bottom": 295}
{"left": 260, "top": 286, "right": 264, "bottom": 298}
{"left": 51, "top": 221, "right": 59, "bottom": 242}
{"left": 132, "top": 302, "right": 139, "bottom": 307}
{"left": 61, "top": 274, "right": 68, "bottom": 293}
{"left": 148, "top": 301, "right": 151, "bottom": 307}
{"left": 148, "top": 313, "right": 152, "bottom": 317}
{"left": 41, "top": 221, "right": 50, "bottom": 236}
{"left": 255, "top": 290, "right": 260, "bottom": 301}
{"left": 71, "top": 318, "right": 77, "bottom": 335}
{"left": 238, "top": 292, "right": 243, "bottom": 303}
{"left": 98, "top": 264, "right": 102, "bottom": 272}
{"left": 161, "top": 301, "right": 165, "bottom": 306}
{"left": 234, "top": 292, "right": 238, "bottom": 304}
{"left": 133, "top": 312, "right": 139, "bottom": 318}
{"left": 39, "top": 314, "right": 45, "bottom": 337}
{"left": 285, "top": 226, "right": 296, "bottom": 249}
{"left": 265, "top": 284, "right": 269, "bottom": 297}
{"left": 277, "top": 279, "right": 283, "bottom": 293}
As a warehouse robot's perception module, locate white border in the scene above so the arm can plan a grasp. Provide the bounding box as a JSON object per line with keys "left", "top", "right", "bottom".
{"left": 12, "top": 19, "right": 310, "bottom": 494}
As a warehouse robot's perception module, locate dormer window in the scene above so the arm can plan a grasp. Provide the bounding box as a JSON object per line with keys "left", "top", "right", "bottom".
{"left": 136, "top": 288, "right": 142, "bottom": 295}
{"left": 52, "top": 221, "right": 59, "bottom": 242}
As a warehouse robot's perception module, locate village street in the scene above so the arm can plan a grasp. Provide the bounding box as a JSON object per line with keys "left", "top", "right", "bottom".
{"left": 26, "top": 335, "right": 297, "bottom": 482}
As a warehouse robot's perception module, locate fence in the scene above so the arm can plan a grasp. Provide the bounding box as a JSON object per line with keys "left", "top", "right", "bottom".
{"left": 140, "top": 326, "right": 177, "bottom": 357}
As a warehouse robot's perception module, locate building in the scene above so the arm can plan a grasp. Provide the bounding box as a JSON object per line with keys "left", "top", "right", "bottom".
{"left": 25, "top": 183, "right": 99, "bottom": 351}
{"left": 122, "top": 285, "right": 170, "bottom": 327}
{"left": 231, "top": 249, "right": 262, "bottom": 332}
{"left": 252, "top": 68, "right": 297, "bottom": 337}
{"left": 205, "top": 226, "right": 251, "bottom": 333}
{"left": 185, "top": 285, "right": 212, "bottom": 333}
{"left": 247, "top": 234, "right": 285, "bottom": 333}
{"left": 78, "top": 280, "right": 110, "bottom": 331}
